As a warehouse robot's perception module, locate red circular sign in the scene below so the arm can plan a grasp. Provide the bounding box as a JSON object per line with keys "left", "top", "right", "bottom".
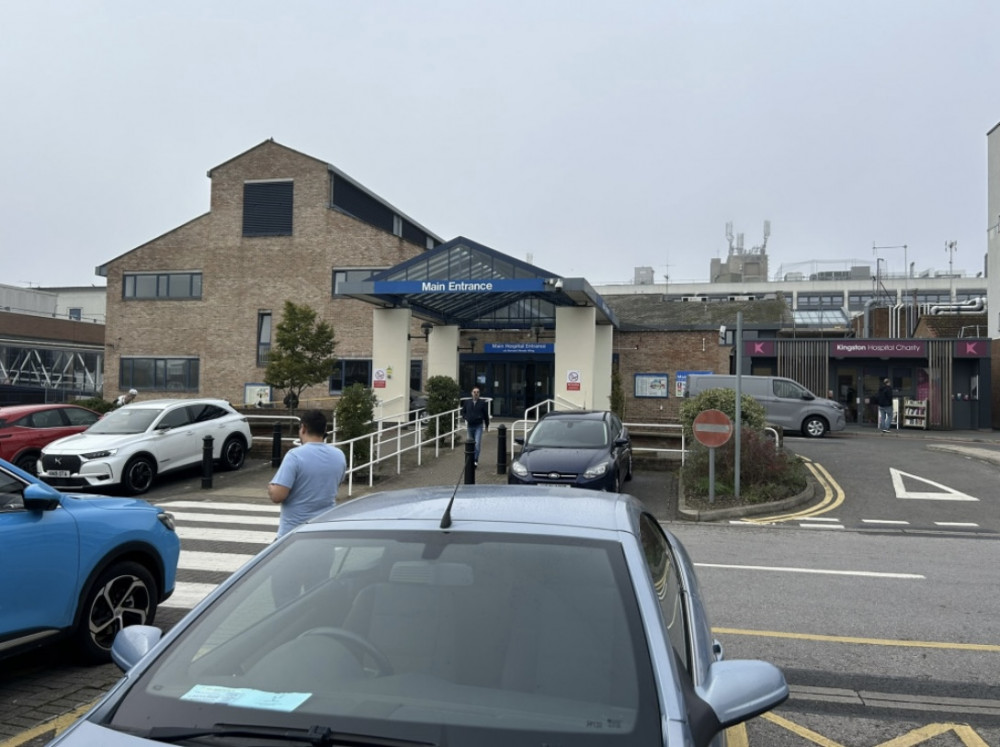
{"left": 692, "top": 409, "right": 733, "bottom": 448}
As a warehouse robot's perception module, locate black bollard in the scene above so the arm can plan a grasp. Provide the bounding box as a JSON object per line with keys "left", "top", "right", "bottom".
{"left": 201, "top": 435, "right": 214, "bottom": 489}
{"left": 464, "top": 437, "right": 476, "bottom": 485}
{"left": 271, "top": 422, "right": 282, "bottom": 467}
{"left": 496, "top": 423, "right": 507, "bottom": 475}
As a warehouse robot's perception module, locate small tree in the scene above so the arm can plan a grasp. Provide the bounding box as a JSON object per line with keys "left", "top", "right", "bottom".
{"left": 609, "top": 367, "right": 625, "bottom": 419}
{"left": 425, "top": 375, "right": 461, "bottom": 440}
{"left": 265, "top": 301, "right": 338, "bottom": 409}
{"left": 335, "top": 384, "right": 377, "bottom": 466}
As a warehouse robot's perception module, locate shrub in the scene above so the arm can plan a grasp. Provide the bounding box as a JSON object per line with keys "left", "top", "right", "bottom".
{"left": 681, "top": 428, "right": 807, "bottom": 504}
{"left": 425, "top": 375, "right": 461, "bottom": 440}
{"left": 335, "top": 384, "right": 377, "bottom": 466}
{"left": 76, "top": 397, "right": 115, "bottom": 414}
{"left": 678, "top": 387, "right": 766, "bottom": 435}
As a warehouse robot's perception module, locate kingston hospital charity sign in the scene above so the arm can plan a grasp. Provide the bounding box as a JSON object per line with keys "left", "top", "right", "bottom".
{"left": 745, "top": 340, "right": 929, "bottom": 358}
{"left": 373, "top": 279, "right": 547, "bottom": 293}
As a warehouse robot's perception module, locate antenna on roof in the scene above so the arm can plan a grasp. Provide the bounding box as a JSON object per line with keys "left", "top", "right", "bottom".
{"left": 439, "top": 465, "right": 466, "bottom": 529}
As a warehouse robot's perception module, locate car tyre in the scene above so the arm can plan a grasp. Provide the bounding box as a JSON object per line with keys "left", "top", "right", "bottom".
{"left": 609, "top": 470, "right": 621, "bottom": 493}
{"left": 624, "top": 452, "right": 633, "bottom": 482}
{"left": 802, "top": 416, "right": 828, "bottom": 438}
{"left": 220, "top": 434, "right": 247, "bottom": 471}
{"left": 14, "top": 452, "right": 40, "bottom": 476}
{"left": 122, "top": 455, "right": 156, "bottom": 495}
{"left": 75, "top": 560, "right": 157, "bottom": 664}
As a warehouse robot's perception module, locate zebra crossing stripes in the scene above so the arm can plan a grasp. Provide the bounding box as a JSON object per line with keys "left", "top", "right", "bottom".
{"left": 158, "top": 500, "right": 278, "bottom": 610}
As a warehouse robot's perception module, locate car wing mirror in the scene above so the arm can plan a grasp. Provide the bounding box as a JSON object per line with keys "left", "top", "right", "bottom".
{"left": 696, "top": 659, "right": 788, "bottom": 732}
{"left": 23, "top": 482, "right": 61, "bottom": 511}
{"left": 802, "top": 393, "right": 815, "bottom": 401}
{"left": 613, "top": 437, "right": 629, "bottom": 447}
{"left": 112, "top": 625, "right": 163, "bottom": 673}
{"left": 514, "top": 437, "right": 525, "bottom": 445}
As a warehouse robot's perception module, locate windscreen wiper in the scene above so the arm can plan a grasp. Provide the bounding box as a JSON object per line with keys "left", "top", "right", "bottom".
{"left": 141, "top": 722, "right": 437, "bottom": 746}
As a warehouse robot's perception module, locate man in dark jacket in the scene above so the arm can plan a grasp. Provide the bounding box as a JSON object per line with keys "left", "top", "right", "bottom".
{"left": 876, "top": 378, "right": 894, "bottom": 433}
{"left": 461, "top": 387, "right": 490, "bottom": 466}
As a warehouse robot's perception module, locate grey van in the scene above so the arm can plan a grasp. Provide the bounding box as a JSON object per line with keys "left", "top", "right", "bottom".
{"left": 686, "top": 374, "right": 846, "bottom": 437}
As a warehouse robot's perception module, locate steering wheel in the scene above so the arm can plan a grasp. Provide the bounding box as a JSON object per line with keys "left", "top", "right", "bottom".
{"left": 298, "top": 627, "right": 394, "bottom": 675}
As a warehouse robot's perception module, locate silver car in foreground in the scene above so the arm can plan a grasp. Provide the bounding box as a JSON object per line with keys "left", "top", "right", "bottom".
{"left": 50, "top": 486, "right": 787, "bottom": 746}
{"left": 38, "top": 398, "right": 252, "bottom": 495}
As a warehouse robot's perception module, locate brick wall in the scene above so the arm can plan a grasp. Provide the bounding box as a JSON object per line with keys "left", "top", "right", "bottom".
{"left": 103, "top": 141, "right": 427, "bottom": 404}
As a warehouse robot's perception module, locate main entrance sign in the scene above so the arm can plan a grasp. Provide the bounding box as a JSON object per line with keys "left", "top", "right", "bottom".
{"left": 373, "top": 279, "right": 546, "bottom": 293}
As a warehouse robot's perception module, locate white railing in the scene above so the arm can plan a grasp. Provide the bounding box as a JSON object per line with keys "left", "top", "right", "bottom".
{"left": 246, "top": 407, "right": 469, "bottom": 497}
{"left": 624, "top": 422, "right": 688, "bottom": 465}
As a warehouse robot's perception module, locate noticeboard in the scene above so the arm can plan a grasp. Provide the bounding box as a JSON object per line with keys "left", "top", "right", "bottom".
{"left": 634, "top": 373, "right": 669, "bottom": 398}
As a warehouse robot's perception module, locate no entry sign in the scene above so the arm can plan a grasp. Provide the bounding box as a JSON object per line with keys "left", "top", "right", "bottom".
{"left": 692, "top": 409, "right": 733, "bottom": 448}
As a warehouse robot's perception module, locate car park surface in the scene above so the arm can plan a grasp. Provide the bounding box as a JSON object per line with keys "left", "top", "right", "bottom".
{"left": 508, "top": 409, "right": 634, "bottom": 491}
{"left": 0, "top": 403, "right": 101, "bottom": 476}
{"left": 38, "top": 398, "right": 252, "bottom": 495}
{"left": 49, "top": 485, "right": 786, "bottom": 747}
{"left": 0, "top": 458, "right": 180, "bottom": 664}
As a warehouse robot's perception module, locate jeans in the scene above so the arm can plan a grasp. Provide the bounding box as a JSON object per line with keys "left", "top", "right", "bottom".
{"left": 878, "top": 405, "right": 893, "bottom": 431}
{"left": 467, "top": 423, "right": 484, "bottom": 462}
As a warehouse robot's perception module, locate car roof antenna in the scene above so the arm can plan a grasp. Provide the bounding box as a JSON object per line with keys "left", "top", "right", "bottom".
{"left": 439, "top": 465, "right": 466, "bottom": 529}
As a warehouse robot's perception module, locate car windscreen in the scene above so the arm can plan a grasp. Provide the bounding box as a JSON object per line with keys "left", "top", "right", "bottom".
{"left": 106, "top": 530, "right": 660, "bottom": 745}
{"left": 87, "top": 408, "right": 161, "bottom": 434}
{"left": 527, "top": 418, "right": 609, "bottom": 449}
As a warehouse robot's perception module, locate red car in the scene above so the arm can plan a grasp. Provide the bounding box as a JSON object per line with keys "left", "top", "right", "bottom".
{"left": 0, "top": 403, "right": 101, "bottom": 475}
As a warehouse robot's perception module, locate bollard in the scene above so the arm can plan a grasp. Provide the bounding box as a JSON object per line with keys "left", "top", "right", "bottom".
{"left": 464, "top": 437, "right": 476, "bottom": 485}
{"left": 496, "top": 423, "right": 507, "bottom": 475}
{"left": 201, "top": 435, "right": 214, "bottom": 489}
{"left": 271, "top": 422, "right": 282, "bottom": 467}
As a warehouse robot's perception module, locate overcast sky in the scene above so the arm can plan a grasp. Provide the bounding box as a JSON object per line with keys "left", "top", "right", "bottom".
{"left": 2, "top": 1, "right": 998, "bottom": 289}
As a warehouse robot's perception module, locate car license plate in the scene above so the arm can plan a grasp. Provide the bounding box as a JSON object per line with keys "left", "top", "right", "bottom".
{"left": 48, "top": 470, "right": 71, "bottom": 477}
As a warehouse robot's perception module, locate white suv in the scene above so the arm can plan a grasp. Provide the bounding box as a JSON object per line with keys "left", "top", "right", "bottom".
{"left": 39, "top": 399, "right": 252, "bottom": 495}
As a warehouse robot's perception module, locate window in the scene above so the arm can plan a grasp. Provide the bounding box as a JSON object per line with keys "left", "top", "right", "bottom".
{"left": 68, "top": 307, "right": 82, "bottom": 321}
{"left": 639, "top": 514, "right": 689, "bottom": 676}
{"left": 330, "top": 359, "right": 372, "bottom": 394}
{"left": 63, "top": 407, "right": 100, "bottom": 427}
{"left": 410, "top": 359, "right": 423, "bottom": 393}
{"left": 243, "top": 181, "right": 293, "bottom": 237}
{"left": 120, "top": 358, "right": 199, "bottom": 391}
{"left": 332, "top": 268, "right": 384, "bottom": 297}
{"left": 257, "top": 311, "right": 271, "bottom": 367}
{"left": 773, "top": 379, "right": 808, "bottom": 399}
{"left": 123, "top": 272, "right": 202, "bottom": 300}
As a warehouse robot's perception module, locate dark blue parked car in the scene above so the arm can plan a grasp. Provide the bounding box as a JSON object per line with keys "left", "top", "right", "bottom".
{"left": 0, "top": 458, "right": 179, "bottom": 663}
{"left": 509, "top": 410, "right": 634, "bottom": 492}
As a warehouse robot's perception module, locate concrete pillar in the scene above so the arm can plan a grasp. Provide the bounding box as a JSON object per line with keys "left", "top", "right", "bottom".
{"left": 593, "top": 324, "right": 613, "bottom": 411}
{"left": 372, "top": 308, "right": 411, "bottom": 422}
{"left": 427, "top": 325, "right": 460, "bottom": 382}
{"left": 554, "top": 306, "right": 597, "bottom": 410}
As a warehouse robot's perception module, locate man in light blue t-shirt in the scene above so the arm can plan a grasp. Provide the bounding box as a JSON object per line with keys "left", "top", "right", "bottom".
{"left": 268, "top": 409, "right": 347, "bottom": 537}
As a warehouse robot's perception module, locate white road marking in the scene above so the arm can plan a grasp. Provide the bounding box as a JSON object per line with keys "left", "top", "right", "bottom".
{"left": 162, "top": 582, "right": 218, "bottom": 609}
{"left": 179, "top": 550, "right": 256, "bottom": 572}
{"left": 160, "top": 501, "right": 280, "bottom": 513}
{"left": 166, "top": 510, "right": 278, "bottom": 527}
{"left": 798, "top": 523, "right": 845, "bottom": 529}
{"left": 175, "top": 526, "right": 275, "bottom": 544}
{"left": 934, "top": 521, "right": 979, "bottom": 527}
{"left": 695, "top": 563, "right": 924, "bottom": 579}
{"left": 890, "top": 468, "right": 978, "bottom": 501}
{"left": 862, "top": 519, "right": 910, "bottom": 525}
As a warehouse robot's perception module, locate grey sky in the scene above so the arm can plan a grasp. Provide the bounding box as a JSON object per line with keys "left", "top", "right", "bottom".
{"left": 2, "top": 1, "right": 997, "bottom": 289}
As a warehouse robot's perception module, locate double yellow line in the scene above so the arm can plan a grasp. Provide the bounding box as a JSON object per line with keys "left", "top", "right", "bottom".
{"left": 742, "top": 457, "right": 845, "bottom": 524}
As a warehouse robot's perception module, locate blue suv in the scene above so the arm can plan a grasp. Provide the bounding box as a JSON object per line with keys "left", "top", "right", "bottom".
{"left": 0, "top": 458, "right": 179, "bottom": 663}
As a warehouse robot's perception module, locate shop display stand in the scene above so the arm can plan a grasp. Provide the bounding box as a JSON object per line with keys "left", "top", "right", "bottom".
{"left": 903, "top": 399, "right": 927, "bottom": 429}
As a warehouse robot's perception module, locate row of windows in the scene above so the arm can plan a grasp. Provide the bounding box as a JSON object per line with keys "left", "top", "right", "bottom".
{"left": 122, "top": 268, "right": 382, "bottom": 304}
{"left": 120, "top": 358, "right": 200, "bottom": 391}
{"left": 241, "top": 179, "right": 437, "bottom": 250}
{"left": 119, "top": 355, "right": 422, "bottom": 396}
{"left": 123, "top": 272, "right": 203, "bottom": 300}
